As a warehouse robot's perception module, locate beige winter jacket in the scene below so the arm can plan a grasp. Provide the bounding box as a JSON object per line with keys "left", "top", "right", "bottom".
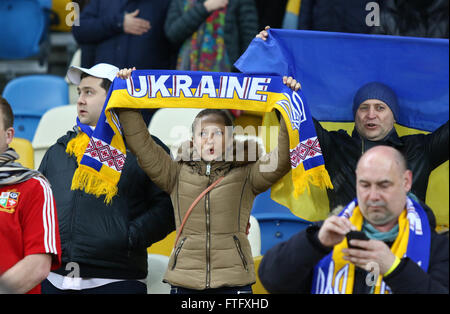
{"left": 118, "top": 110, "right": 291, "bottom": 290}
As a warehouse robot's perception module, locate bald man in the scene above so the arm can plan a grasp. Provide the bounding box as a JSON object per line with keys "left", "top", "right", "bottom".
{"left": 258, "top": 145, "right": 449, "bottom": 294}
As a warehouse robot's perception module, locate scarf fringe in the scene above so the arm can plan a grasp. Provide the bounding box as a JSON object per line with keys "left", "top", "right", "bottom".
{"left": 71, "top": 165, "right": 117, "bottom": 204}
{"left": 66, "top": 132, "right": 91, "bottom": 164}
{"left": 289, "top": 165, "right": 334, "bottom": 197}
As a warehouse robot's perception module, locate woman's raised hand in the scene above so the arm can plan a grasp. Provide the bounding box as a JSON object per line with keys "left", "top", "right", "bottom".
{"left": 116, "top": 67, "right": 136, "bottom": 80}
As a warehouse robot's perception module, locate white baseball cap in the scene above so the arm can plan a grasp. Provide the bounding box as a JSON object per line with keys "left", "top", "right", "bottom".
{"left": 67, "top": 63, "right": 120, "bottom": 85}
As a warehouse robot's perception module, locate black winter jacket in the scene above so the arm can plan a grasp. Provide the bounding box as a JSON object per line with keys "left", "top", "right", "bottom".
{"left": 73, "top": 0, "right": 175, "bottom": 70}
{"left": 39, "top": 130, "right": 175, "bottom": 279}
{"left": 259, "top": 209, "right": 449, "bottom": 294}
{"left": 315, "top": 120, "right": 449, "bottom": 210}
{"left": 297, "top": 0, "right": 373, "bottom": 34}
{"left": 373, "top": 0, "right": 449, "bottom": 38}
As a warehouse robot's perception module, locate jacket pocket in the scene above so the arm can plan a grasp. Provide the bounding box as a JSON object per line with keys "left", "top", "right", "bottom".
{"left": 233, "top": 235, "right": 248, "bottom": 272}
{"left": 171, "top": 237, "right": 187, "bottom": 270}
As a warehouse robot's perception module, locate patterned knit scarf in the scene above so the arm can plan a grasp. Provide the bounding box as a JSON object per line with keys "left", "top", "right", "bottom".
{"left": 67, "top": 118, "right": 118, "bottom": 202}
{"left": 177, "top": 0, "right": 230, "bottom": 72}
{"left": 0, "top": 148, "right": 44, "bottom": 186}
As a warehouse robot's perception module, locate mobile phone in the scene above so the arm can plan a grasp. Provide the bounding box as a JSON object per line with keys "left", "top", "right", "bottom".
{"left": 346, "top": 231, "right": 369, "bottom": 248}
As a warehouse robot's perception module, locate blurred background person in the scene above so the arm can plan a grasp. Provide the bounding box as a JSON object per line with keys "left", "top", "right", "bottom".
{"left": 164, "top": 0, "right": 258, "bottom": 73}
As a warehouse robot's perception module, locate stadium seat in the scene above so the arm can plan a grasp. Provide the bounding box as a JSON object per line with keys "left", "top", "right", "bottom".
{"left": 251, "top": 188, "right": 311, "bottom": 255}
{"left": 248, "top": 215, "right": 261, "bottom": 257}
{"left": 147, "top": 254, "right": 171, "bottom": 294}
{"left": 147, "top": 231, "right": 175, "bottom": 257}
{"left": 0, "top": 0, "right": 46, "bottom": 59}
{"left": 3, "top": 75, "right": 69, "bottom": 142}
{"left": 3, "top": 74, "right": 69, "bottom": 114}
{"left": 10, "top": 137, "right": 34, "bottom": 169}
{"left": 31, "top": 104, "right": 77, "bottom": 169}
{"left": 11, "top": 116, "right": 42, "bottom": 144}
{"left": 148, "top": 108, "right": 203, "bottom": 158}
{"left": 37, "top": 0, "right": 52, "bottom": 9}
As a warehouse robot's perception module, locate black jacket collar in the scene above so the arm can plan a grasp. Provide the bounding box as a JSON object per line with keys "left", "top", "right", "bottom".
{"left": 351, "top": 127, "right": 404, "bottom": 151}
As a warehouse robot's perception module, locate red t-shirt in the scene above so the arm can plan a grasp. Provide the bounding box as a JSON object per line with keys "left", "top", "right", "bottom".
{"left": 0, "top": 176, "right": 61, "bottom": 294}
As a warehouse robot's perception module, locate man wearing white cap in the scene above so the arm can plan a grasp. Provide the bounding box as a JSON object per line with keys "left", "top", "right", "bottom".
{"left": 38, "top": 63, "right": 175, "bottom": 294}
{"left": 67, "top": 63, "right": 119, "bottom": 127}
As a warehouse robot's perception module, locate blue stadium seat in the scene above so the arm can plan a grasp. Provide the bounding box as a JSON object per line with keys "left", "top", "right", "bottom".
{"left": 3, "top": 75, "right": 69, "bottom": 113}
{"left": 0, "top": 0, "right": 46, "bottom": 59}
{"left": 3, "top": 74, "right": 69, "bottom": 141}
{"left": 12, "top": 115, "right": 43, "bottom": 143}
{"left": 37, "top": 0, "right": 52, "bottom": 9}
{"left": 251, "top": 189, "right": 311, "bottom": 255}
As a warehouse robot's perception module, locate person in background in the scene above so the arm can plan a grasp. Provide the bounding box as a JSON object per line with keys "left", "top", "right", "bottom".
{"left": 297, "top": 0, "right": 373, "bottom": 34}
{"left": 72, "top": 0, "right": 174, "bottom": 70}
{"left": 164, "top": 0, "right": 258, "bottom": 73}
{"left": 284, "top": 75, "right": 449, "bottom": 211}
{"left": 372, "top": 0, "right": 449, "bottom": 38}
{"left": 166, "top": 0, "right": 259, "bottom": 119}
{"left": 72, "top": 0, "right": 176, "bottom": 124}
{"left": 0, "top": 96, "right": 61, "bottom": 294}
{"left": 257, "top": 26, "right": 449, "bottom": 227}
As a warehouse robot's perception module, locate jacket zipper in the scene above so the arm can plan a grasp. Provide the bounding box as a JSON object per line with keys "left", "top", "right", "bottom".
{"left": 63, "top": 146, "right": 77, "bottom": 263}
{"left": 233, "top": 235, "right": 248, "bottom": 271}
{"left": 237, "top": 175, "right": 248, "bottom": 231}
{"left": 171, "top": 237, "right": 187, "bottom": 270}
{"left": 176, "top": 179, "right": 182, "bottom": 225}
{"left": 67, "top": 175, "right": 82, "bottom": 263}
{"left": 205, "top": 162, "right": 211, "bottom": 289}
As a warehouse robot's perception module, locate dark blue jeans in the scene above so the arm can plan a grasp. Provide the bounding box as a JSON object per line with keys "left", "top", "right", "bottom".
{"left": 41, "top": 279, "right": 147, "bottom": 294}
{"left": 170, "top": 285, "right": 253, "bottom": 294}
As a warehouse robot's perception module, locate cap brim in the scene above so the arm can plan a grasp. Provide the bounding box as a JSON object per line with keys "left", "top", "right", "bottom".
{"left": 66, "top": 66, "right": 85, "bottom": 85}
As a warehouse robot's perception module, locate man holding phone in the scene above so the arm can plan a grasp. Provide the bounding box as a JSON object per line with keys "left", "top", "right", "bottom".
{"left": 258, "top": 145, "right": 449, "bottom": 294}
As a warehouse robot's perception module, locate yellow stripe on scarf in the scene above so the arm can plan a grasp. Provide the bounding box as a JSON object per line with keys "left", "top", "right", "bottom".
{"left": 332, "top": 207, "right": 409, "bottom": 294}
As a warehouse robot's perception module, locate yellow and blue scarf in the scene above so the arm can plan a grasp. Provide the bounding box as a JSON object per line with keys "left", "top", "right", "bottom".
{"left": 70, "top": 70, "right": 333, "bottom": 203}
{"left": 311, "top": 197, "right": 431, "bottom": 294}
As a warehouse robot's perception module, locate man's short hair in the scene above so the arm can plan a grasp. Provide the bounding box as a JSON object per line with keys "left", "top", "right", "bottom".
{"left": 80, "top": 72, "right": 112, "bottom": 93}
{"left": 0, "top": 96, "right": 14, "bottom": 130}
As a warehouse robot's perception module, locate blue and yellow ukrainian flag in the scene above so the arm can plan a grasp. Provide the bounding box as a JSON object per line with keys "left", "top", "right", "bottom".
{"left": 235, "top": 29, "right": 449, "bottom": 229}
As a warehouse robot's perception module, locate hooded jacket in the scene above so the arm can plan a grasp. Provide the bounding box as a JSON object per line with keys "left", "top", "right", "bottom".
{"left": 118, "top": 110, "right": 291, "bottom": 290}
{"left": 38, "top": 130, "right": 175, "bottom": 279}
